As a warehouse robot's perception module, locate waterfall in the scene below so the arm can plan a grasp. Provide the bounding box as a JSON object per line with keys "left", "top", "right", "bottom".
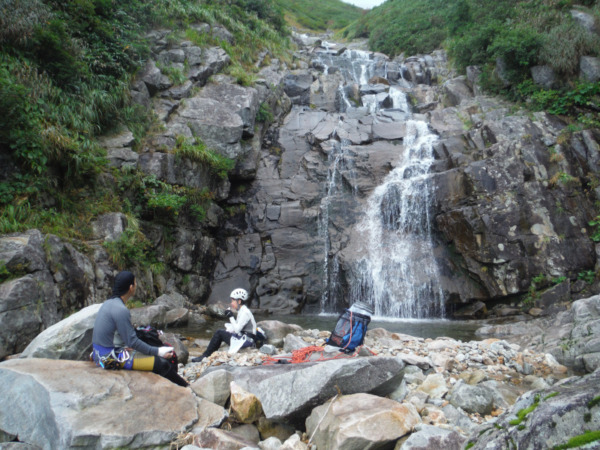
{"left": 319, "top": 124, "right": 354, "bottom": 311}
{"left": 350, "top": 120, "right": 445, "bottom": 318}
{"left": 313, "top": 46, "right": 445, "bottom": 318}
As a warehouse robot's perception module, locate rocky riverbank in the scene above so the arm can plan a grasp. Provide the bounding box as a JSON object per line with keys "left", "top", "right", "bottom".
{"left": 1, "top": 295, "right": 599, "bottom": 449}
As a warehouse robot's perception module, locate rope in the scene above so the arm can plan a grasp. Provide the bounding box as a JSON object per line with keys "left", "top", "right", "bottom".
{"left": 261, "top": 345, "right": 367, "bottom": 365}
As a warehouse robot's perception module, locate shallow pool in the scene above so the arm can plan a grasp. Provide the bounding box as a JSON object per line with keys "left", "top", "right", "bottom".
{"left": 170, "top": 313, "right": 486, "bottom": 343}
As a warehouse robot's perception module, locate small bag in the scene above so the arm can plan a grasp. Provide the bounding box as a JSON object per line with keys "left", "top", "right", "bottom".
{"left": 136, "top": 325, "right": 177, "bottom": 365}
{"left": 326, "top": 309, "right": 371, "bottom": 353}
{"left": 135, "top": 325, "right": 163, "bottom": 347}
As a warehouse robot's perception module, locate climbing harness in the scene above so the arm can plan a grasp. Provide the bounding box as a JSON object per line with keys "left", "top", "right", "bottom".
{"left": 92, "top": 344, "right": 131, "bottom": 370}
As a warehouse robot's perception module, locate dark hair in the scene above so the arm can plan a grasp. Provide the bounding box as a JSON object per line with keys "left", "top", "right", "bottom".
{"left": 113, "top": 271, "right": 135, "bottom": 297}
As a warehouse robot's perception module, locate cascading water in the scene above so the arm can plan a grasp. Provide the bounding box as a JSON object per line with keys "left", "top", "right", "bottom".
{"left": 314, "top": 46, "right": 445, "bottom": 318}
{"left": 350, "top": 120, "right": 445, "bottom": 318}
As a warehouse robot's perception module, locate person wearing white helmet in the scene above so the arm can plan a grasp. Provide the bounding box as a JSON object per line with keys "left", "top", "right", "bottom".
{"left": 191, "top": 288, "right": 257, "bottom": 363}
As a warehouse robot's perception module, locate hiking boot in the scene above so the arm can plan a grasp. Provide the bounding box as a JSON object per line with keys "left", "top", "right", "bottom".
{"left": 191, "top": 355, "right": 205, "bottom": 363}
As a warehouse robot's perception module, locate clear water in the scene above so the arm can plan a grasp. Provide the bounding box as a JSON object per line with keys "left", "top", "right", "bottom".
{"left": 171, "top": 314, "right": 484, "bottom": 343}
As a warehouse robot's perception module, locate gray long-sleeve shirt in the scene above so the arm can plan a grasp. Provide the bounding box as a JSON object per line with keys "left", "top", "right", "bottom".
{"left": 92, "top": 297, "right": 158, "bottom": 356}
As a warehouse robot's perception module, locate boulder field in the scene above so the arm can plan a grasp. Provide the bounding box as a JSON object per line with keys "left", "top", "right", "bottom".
{"left": 1, "top": 295, "right": 599, "bottom": 449}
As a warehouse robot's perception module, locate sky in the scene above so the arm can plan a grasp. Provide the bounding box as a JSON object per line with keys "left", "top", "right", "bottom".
{"left": 341, "top": 0, "right": 386, "bottom": 9}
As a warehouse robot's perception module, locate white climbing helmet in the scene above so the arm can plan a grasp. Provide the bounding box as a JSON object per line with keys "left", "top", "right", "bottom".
{"left": 230, "top": 288, "right": 248, "bottom": 301}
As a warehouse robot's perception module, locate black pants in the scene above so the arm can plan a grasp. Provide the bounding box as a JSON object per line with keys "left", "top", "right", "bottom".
{"left": 202, "top": 329, "right": 233, "bottom": 358}
{"left": 153, "top": 356, "right": 189, "bottom": 387}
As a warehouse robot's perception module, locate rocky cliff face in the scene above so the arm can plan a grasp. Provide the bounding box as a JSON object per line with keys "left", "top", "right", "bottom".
{"left": 214, "top": 36, "right": 600, "bottom": 317}
{"left": 2, "top": 24, "right": 600, "bottom": 359}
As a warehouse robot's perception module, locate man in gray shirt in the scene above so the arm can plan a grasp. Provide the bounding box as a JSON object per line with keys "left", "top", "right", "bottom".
{"left": 92, "top": 271, "right": 188, "bottom": 386}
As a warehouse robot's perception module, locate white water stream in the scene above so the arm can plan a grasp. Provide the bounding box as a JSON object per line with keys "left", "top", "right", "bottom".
{"left": 314, "top": 48, "right": 445, "bottom": 318}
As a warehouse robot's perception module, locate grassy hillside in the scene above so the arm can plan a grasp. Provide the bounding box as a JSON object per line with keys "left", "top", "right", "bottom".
{"left": 275, "top": 0, "right": 364, "bottom": 31}
{"left": 343, "top": 0, "right": 600, "bottom": 126}
{"left": 0, "top": 0, "right": 291, "bottom": 241}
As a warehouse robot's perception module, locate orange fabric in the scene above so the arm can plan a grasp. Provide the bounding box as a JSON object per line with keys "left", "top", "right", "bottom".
{"left": 261, "top": 345, "right": 375, "bottom": 365}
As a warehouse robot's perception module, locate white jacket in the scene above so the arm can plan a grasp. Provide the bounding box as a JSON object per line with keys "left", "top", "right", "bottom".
{"left": 226, "top": 305, "right": 256, "bottom": 335}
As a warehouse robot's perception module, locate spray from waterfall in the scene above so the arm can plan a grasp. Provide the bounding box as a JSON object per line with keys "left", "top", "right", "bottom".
{"left": 313, "top": 47, "right": 444, "bottom": 318}
{"left": 350, "top": 120, "right": 445, "bottom": 318}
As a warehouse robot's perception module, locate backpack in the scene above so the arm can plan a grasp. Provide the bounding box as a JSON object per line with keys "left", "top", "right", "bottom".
{"left": 135, "top": 325, "right": 178, "bottom": 365}
{"left": 135, "top": 325, "right": 163, "bottom": 347}
{"left": 326, "top": 309, "right": 371, "bottom": 353}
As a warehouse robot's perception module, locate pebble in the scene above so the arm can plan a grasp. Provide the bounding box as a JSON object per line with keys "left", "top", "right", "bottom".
{"left": 180, "top": 326, "right": 572, "bottom": 430}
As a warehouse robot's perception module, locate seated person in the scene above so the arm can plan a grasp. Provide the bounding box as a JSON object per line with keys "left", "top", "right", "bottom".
{"left": 91, "top": 270, "right": 188, "bottom": 387}
{"left": 192, "top": 288, "right": 260, "bottom": 362}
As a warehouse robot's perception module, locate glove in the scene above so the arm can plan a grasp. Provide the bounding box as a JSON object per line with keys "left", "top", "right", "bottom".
{"left": 157, "top": 346, "right": 173, "bottom": 357}
{"left": 224, "top": 308, "right": 234, "bottom": 318}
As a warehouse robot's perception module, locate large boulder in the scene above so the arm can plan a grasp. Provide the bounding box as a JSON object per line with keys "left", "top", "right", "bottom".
{"left": 198, "top": 83, "right": 259, "bottom": 138}
{"left": 306, "top": 393, "right": 421, "bottom": 450}
{"left": 283, "top": 71, "right": 313, "bottom": 105}
{"left": 0, "top": 359, "right": 226, "bottom": 448}
{"left": 20, "top": 304, "right": 101, "bottom": 361}
{"left": 397, "top": 424, "right": 467, "bottom": 450}
{"left": 476, "top": 295, "right": 600, "bottom": 373}
{"left": 209, "top": 356, "right": 406, "bottom": 426}
{"left": 448, "top": 381, "right": 495, "bottom": 415}
{"left": 169, "top": 97, "right": 244, "bottom": 159}
{"left": 464, "top": 369, "right": 600, "bottom": 449}
{"left": 0, "top": 271, "right": 59, "bottom": 360}
{"left": 19, "top": 302, "right": 189, "bottom": 363}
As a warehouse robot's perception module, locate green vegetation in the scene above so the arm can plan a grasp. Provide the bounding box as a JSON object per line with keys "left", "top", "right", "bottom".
{"left": 589, "top": 216, "right": 600, "bottom": 242}
{"left": 554, "top": 430, "right": 600, "bottom": 450}
{"left": 343, "top": 0, "right": 600, "bottom": 126}
{"left": 0, "top": 0, "right": 291, "bottom": 257}
{"left": 509, "top": 394, "right": 541, "bottom": 426}
{"left": 589, "top": 395, "right": 600, "bottom": 408}
{"left": 174, "top": 136, "right": 235, "bottom": 179}
{"left": 522, "top": 273, "right": 569, "bottom": 306}
{"left": 578, "top": 270, "right": 596, "bottom": 284}
{"left": 257, "top": 102, "right": 274, "bottom": 123}
{"left": 275, "top": 0, "right": 363, "bottom": 31}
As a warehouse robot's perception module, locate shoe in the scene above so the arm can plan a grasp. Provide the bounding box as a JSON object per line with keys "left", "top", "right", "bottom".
{"left": 191, "top": 355, "right": 205, "bottom": 363}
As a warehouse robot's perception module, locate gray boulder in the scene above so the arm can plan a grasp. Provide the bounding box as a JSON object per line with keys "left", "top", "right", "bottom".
{"left": 187, "top": 47, "right": 230, "bottom": 86}
{"left": 20, "top": 304, "right": 101, "bottom": 361}
{"left": 191, "top": 368, "right": 233, "bottom": 406}
{"left": 256, "top": 320, "right": 303, "bottom": 347}
{"left": 198, "top": 83, "right": 259, "bottom": 138}
{"left": 0, "top": 271, "right": 59, "bottom": 359}
{"left": 306, "top": 393, "right": 421, "bottom": 450}
{"left": 0, "top": 358, "right": 225, "bottom": 448}
{"left": 571, "top": 9, "right": 597, "bottom": 34}
{"left": 91, "top": 213, "right": 128, "bottom": 242}
{"left": 465, "top": 369, "right": 600, "bottom": 449}
{"left": 170, "top": 97, "right": 244, "bottom": 159}
{"left": 448, "top": 381, "right": 494, "bottom": 415}
{"left": 443, "top": 76, "right": 473, "bottom": 107}
{"left": 580, "top": 56, "right": 600, "bottom": 82}
{"left": 138, "top": 59, "right": 172, "bottom": 95}
{"left": 397, "top": 424, "right": 467, "bottom": 450}
{"left": 207, "top": 356, "right": 406, "bottom": 426}
{"left": 0, "top": 229, "right": 47, "bottom": 274}
{"left": 531, "top": 65, "right": 557, "bottom": 89}
{"left": 283, "top": 72, "right": 313, "bottom": 105}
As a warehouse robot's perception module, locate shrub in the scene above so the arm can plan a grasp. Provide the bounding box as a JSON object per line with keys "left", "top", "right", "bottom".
{"left": 256, "top": 102, "right": 274, "bottom": 123}
{"left": 540, "top": 20, "right": 600, "bottom": 75}
{"left": 487, "top": 26, "right": 542, "bottom": 83}
{"left": 174, "top": 136, "right": 235, "bottom": 179}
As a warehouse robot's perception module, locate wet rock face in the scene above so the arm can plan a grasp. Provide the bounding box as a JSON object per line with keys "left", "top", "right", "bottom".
{"left": 212, "top": 41, "right": 600, "bottom": 315}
